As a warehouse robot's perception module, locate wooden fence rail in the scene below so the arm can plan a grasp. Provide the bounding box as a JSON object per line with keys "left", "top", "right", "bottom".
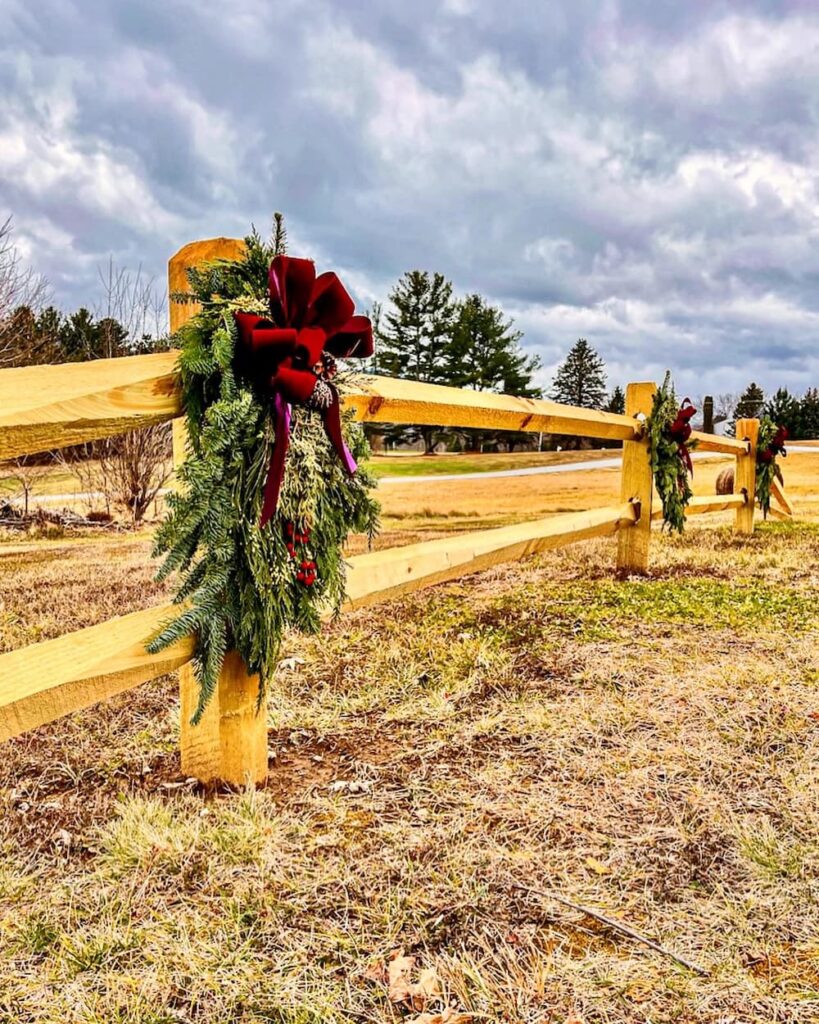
{"left": 0, "top": 354, "right": 639, "bottom": 461}
{"left": 0, "top": 236, "right": 797, "bottom": 785}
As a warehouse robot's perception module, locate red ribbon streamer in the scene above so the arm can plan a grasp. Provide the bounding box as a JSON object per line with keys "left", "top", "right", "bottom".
{"left": 234, "top": 255, "right": 374, "bottom": 527}
{"left": 668, "top": 398, "right": 697, "bottom": 474}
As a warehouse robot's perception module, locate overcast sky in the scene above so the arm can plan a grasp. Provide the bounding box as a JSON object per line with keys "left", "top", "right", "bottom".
{"left": 3, "top": 0, "right": 819, "bottom": 396}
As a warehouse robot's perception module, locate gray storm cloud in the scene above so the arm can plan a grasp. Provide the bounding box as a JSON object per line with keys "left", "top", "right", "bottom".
{"left": 2, "top": 0, "right": 818, "bottom": 395}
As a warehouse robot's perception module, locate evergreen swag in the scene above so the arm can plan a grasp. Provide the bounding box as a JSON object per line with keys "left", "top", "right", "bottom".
{"left": 647, "top": 373, "right": 698, "bottom": 533}
{"left": 147, "top": 225, "right": 379, "bottom": 722}
{"left": 755, "top": 417, "right": 788, "bottom": 518}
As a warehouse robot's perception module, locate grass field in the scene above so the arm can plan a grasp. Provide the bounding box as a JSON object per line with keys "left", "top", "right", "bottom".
{"left": 0, "top": 449, "right": 621, "bottom": 505}
{"left": 0, "top": 455, "right": 818, "bottom": 1022}
{"left": 366, "top": 449, "right": 620, "bottom": 478}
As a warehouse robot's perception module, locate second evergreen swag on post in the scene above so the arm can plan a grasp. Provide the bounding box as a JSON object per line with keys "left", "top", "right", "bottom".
{"left": 148, "top": 222, "right": 379, "bottom": 723}
{"left": 647, "top": 372, "right": 697, "bottom": 533}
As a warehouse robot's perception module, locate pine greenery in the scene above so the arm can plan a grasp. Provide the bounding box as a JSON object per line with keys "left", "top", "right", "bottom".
{"left": 606, "top": 385, "right": 625, "bottom": 415}
{"left": 377, "top": 271, "right": 455, "bottom": 384}
{"left": 375, "top": 270, "right": 456, "bottom": 453}
{"left": 755, "top": 416, "right": 785, "bottom": 519}
{"left": 763, "top": 387, "right": 800, "bottom": 439}
{"left": 648, "top": 373, "right": 697, "bottom": 533}
{"left": 550, "top": 339, "right": 607, "bottom": 409}
{"left": 148, "top": 226, "right": 379, "bottom": 723}
{"left": 800, "top": 388, "right": 819, "bottom": 439}
{"left": 446, "top": 294, "right": 541, "bottom": 396}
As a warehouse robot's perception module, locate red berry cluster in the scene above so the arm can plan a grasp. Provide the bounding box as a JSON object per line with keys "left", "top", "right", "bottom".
{"left": 284, "top": 521, "right": 318, "bottom": 587}
{"left": 296, "top": 559, "right": 317, "bottom": 587}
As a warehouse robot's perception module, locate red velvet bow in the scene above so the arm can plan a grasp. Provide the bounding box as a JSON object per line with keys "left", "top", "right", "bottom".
{"left": 234, "top": 255, "right": 374, "bottom": 527}
{"left": 760, "top": 425, "right": 788, "bottom": 464}
{"left": 668, "top": 399, "right": 697, "bottom": 474}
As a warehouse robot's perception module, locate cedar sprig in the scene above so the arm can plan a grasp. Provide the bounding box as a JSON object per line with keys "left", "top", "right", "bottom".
{"left": 755, "top": 417, "right": 787, "bottom": 518}
{"left": 647, "top": 372, "right": 698, "bottom": 533}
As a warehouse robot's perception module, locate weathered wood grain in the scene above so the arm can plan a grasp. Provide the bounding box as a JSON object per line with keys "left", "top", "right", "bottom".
{"left": 771, "top": 476, "right": 794, "bottom": 517}
{"left": 689, "top": 431, "right": 748, "bottom": 456}
{"left": 616, "top": 382, "right": 656, "bottom": 573}
{"left": 0, "top": 604, "right": 192, "bottom": 742}
{"left": 650, "top": 493, "right": 746, "bottom": 519}
{"left": 344, "top": 375, "right": 639, "bottom": 441}
{"left": 342, "top": 502, "right": 639, "bottom": 610}
{"left": 0, "top": 352, "right": 181, "bottom": 460}
{"left": 0, "top": 359, "right": 641, "bottom": 460}
{"left": 734, "top": 418, "right": 760, "bottom": 534}
{"left": 178, "top": 652, "right": 268, "bottom": 787}
{"left": 168, "top": 237, "right": 246, "bottom": 334}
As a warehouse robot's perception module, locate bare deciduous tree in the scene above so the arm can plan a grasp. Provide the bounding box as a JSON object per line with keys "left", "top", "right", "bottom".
{"left": 53, "top": 443, "right": 109, "bottom": 516}
{"left": 2, "top": 454, "right": 54, "bottom": 515}
{"left": 58, "top": 427, "right": 172, "bottom": 524}
{"left": 0, "top": 217, "right": 49, "bottom": 368}
{"left": 96, "top": 258, "right": 168, "bottom": 355}
{"left": 715, "top": 393, "right": 737, "bottom": 424}
{"left": 97, "top": 425, "right": 173, "bottom": 524}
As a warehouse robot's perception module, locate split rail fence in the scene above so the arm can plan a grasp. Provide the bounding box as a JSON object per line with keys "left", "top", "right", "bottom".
{"left": 0, "top": 238, "right": 796, "bottom": 785}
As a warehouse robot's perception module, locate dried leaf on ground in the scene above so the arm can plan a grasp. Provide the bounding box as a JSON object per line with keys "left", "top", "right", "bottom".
{"left": 409, "top": 1010, "right": 473, "bottom": 1024}
{"left": 410, "top": 966, "right": 442, "bottom": 1010}
{"left": 362, "top": 959, "right": 388, "bottom": 984}
{"left": 386, "top": 953, "right": 442, "bottom": 1011}
{"left": 388, "top": 950, "right": 416, "bottom": 1003}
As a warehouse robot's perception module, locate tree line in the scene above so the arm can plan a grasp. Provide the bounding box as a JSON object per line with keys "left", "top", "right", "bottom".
{"left": 368, "top": 273, "right": 628, "bottom": 452}
{"left": 369, "top": 267, "right": 819, "bottom": 449}
{"left": 727, "top": 381, "right": 819, "bottom": 440}
{"left": 2, "top": 209, "right": 818, "bottom": 456}
{"left": 0, "top": 221, "right": 171, "bottom": 523}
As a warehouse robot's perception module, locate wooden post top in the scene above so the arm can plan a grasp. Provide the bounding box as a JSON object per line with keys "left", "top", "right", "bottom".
{"left": 168, "top": 237, "right": 245, "bottom": 333}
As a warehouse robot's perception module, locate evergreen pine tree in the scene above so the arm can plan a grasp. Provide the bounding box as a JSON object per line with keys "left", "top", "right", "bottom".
{"left": 446, "top": 294, "right": 540, "bottom": 395}
{"left": 799, "top": 387, "right": 819, "bottom": 440}
{"left": 379, "top": 271, "right": 456, "bottom": 452}
{"left": 727, "top": 382, "right": 765, "bottom": 437}
{"left": 96, "top": 316, "right": 129, "bottom": 359}
{"left": 35, "top": 306, "right": 64, "bottom": 363}
{"left": 3, "top": 305, "right": 64, "bottom": 366}
{"left": 763, "top": 387, "right": 800, "bottom": 439}
{"left": 606, "top": 385, "right": 625, "bottom": 414}
{"left": 444, "top": 293, "right": 541, "bottom": 451}
{"left": 59, "top": 307, "right": 98, "bottom": 361}
{"left": 271, "top": 211, "right": 287, "bottom": 255}
{"left": 550, "top": 339, "right": 607, "bottom": 409}
{"left": 379, "top": 271, "right": 455, "bottom": 383}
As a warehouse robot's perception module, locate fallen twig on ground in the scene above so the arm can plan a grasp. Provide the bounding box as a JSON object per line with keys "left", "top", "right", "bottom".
{"left": 508, "top": 881, "right": 710, "bottom": 977}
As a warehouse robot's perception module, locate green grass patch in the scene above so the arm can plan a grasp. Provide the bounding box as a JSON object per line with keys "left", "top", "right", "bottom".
{"left": 364, "top": 449, "right": 618, "bottom": 478}
{"left": 466, "top": 576, "right": 818, "bottom": 644}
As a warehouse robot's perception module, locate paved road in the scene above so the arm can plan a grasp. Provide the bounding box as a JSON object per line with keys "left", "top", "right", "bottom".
{"left": 378, "top": 449, "right": 730, "bottom": 484}
{"left": 15, "top": 446, "right": 819, "bottom": 505}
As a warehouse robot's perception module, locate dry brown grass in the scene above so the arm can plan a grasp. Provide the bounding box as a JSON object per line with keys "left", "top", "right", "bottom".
{"left": 376, "top": 450, "right": 819, "bottom": 529}
{"left": 1, "top": 462, "right": 818, "bottom": 1022}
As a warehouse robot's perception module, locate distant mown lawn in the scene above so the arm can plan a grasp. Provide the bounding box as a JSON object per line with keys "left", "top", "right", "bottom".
{"left": 1, "top": 517, "right": 818, "bottom": 1022}
{"left": 365, "top": 448, "right": 619, "bottom": 478}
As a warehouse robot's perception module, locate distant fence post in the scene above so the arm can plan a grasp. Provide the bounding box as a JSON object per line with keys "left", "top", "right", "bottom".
{"left": 169, "top": 240, "right": 267, "bottom": 787}
{"left": 703, "top": 396, "right": 714, "bottom": 434}
{"left": 734, "top": 417, "right": 759, "bottom": 535}
{"left": 616, "top": 382, "right": 656, "bottom": 573}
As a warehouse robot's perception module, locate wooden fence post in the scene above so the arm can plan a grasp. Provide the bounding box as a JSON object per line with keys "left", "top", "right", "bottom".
{"left": 734, "top": 418, "right": 759, "bottom": 535}
{"left": 170, "top": 239, "right": 267, "bottom": 787}
{"left": 616, "top": 382, "right": 656, "bottom": 574}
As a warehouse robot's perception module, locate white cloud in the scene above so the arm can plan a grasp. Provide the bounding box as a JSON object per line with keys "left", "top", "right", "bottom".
{"left": 2, "top": 0, "right": 819, "bottom": 397}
